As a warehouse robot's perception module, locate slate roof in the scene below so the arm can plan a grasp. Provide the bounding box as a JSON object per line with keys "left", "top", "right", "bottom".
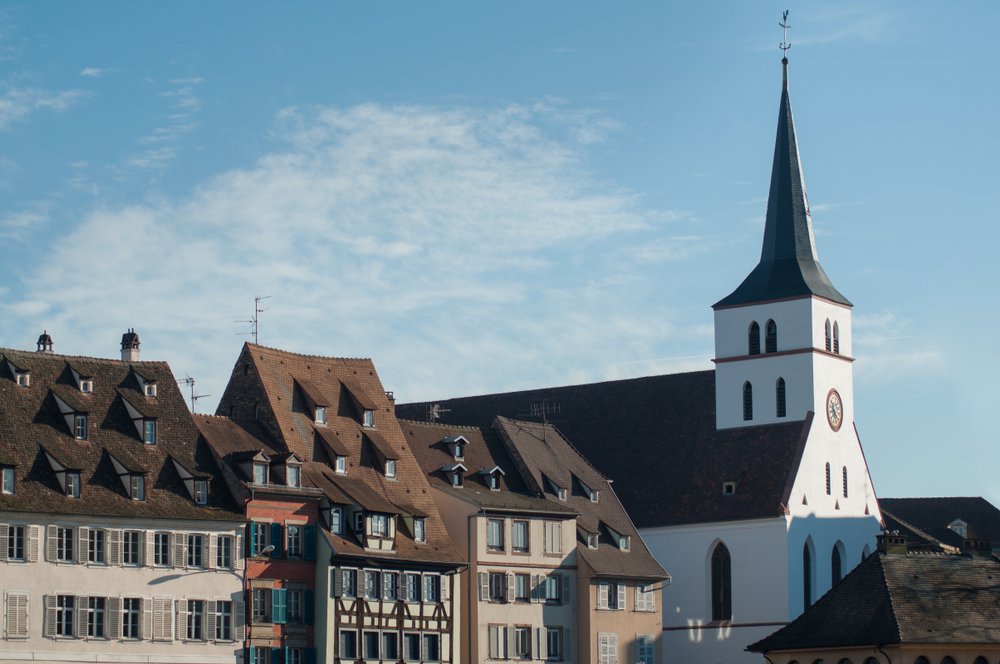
{"left": 0, "top": 347, "right": 241, "bottom": 521}
{"left": 715, "top": 59, "right": 850, "bottom": 309}
{"left": 396, "top": 370, "right": 810, "bottom": 529}
{"left": 880, "top": 497, "right": 1000, "bottom": 550}
{"left": 216, "top": 343, "right": 463, "bottom": 567}
{"left": 748, "top": 551, "right": 1000, "bottom": 652}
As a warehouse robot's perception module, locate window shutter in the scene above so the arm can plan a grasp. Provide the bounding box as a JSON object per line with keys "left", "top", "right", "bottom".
{"left": 304, "top": 590, "right": 314, "bottom": 625}
{"left": 562, "top": 573, "right": 571, "bottom": 605}
{"left": 441, "top": 574, "right": 450, "bottom": 602}
{"left": 396, "top": 572, "right": 405, "bottom": 599}
{"left": 272, "top": 647, "right": 284, "bottom": 664}
{"left": 597, "top": 581, "right": 608, "bottom": 610}
{"left": 488, "top": 625, "right": 499, "bottom": 659}
{"left": 202, "top": 535, "right": 210, "bottom": 569}
{"left": 153, "top": 597, "right": 174, "bottom": 641}
{"left": 145, "top": 532, "right": 155, "bottom": 567}
{"left": 0, "top": 525, "right": 8, "bottom": 562}
{"left": 234, "top": 533, "right": 245, "bottom": 570}
{"left": 248, "top": 645, "right": 256, "bottom": 664}
{"left": 505, "top": 626, "right": 515, "bottom": 659}
{"left": 248, "top": 522, "right": 257, "bottom": 557}
{"left": 270, "top": 523, "right": 283, "bottom": 558}
{"left": 107, "top": 597, "right": 122, "bottom": 639}
{"left": 304, "top": 525, "right": 316, "bottom": 561}
{"left": 617, "top": 583, "right": 626, "bottom": 611}
{"left": 506, "top": 573, "right": 515, "bottom": 603}
{"left": 564, "top": 628, "right": 572, "bottom": 662}
{"left": 78, "top": 527, "right": 89, "bottom": 563}
{"left": 107, "top": 529, "right": 122, "bottom": 566}
{"left": 478, "top": 572, "right": 488, "bottom": 602}
{"left": 75, "top": 595, "right": 89, "bottom": 637}
{"left": 207, "top": 536, "right": 217, "bottom": 569}
{"left": 14, "top": 593, "right": 29, "bottom": 639}
{"left": 233, "top": 601, "right": 246, "bottom": 641}
{"left": 333, "top": 567, "right": 343, "bottom": 597}
{"left": 174, "top": 535, "right": 186, "bottom": 569}
{"left": 535, "top": 627, "right": 545, "bottom": 660}
{"left": 44, "top": 595, "right": 57, "bottom": 638}
{"left": 27, "top": 526, "right": 39, "bottom": 562}
{"left": 176, "top": 599, "right": 188, "bottom": 640}
{"left": 531, "top": 574, "right": 541, "bottom": 603}
{"left": 46, "top": 525, "right": 57, "bottom": 562}
{"left": 272, "top": 588, "right": 288, "bottom": 624}
{"left": 205, "top": 600, "right": 216, "bottom": 641}
{"left": 142, "top": 598, "right": 153, "bottom": 640}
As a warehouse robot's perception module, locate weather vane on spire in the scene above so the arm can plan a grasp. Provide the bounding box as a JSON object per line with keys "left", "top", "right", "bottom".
{"left": 779, "top": 10, "right": 791, "bottom": 58}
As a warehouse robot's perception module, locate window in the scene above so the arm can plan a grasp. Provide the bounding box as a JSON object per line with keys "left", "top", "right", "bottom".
{"left": 776, "top": 377, "right": 786, "bottom": 418}
{"left": 364, "top": 631, "right": 380, "bottom": 659}
{"left": 833, "top": 321, "right": 840, "bottom": 354}
{"left": 215, "top": 600, "right": 232, "bottom": 640}
{"left": 423, "top": 574, "right": 440, "bottom": 603}
{"left": 287, "top": 525, "right": 303, "bottom": 557}
{"left": 288, "top": 589, "right": 303, "bottom": 622}
{"left": 488, "top": 572, "right": 506, "bottom": 602}
{"left": 383, "top": 572, "right": 398, "bottom": 601}
{"left": 546, "top": 627, "right": 563, "bottom": 661}
{"left": 413, "top": 518, "right": 426, "bottom": 542}
{"left": 366, "top": 571, "right": 381, "bottom": 600}
{"left": 742, "top": 382, "right": 753, "bottom": 421}
{"left": 330, "top": 507, "right": 344, "bottom": 535}
{"left": 154, "top": 532, "right": 170, "bottom": 566}
{"left": 598, "top": 632, "right": 618, "bottom": 664}
{"left": 635, "top": 583, "right": 656, "bottom": 612}
{"left": 287, "top": 465, "right": 301, "bottom": 487}
{"left": 765, "top": 319, "right": 777, "bottom": 353}
{"left": 544, "top": 521, "right": 562, "bottom": 554}
{"left": 514, "top": 573, "right": 530, "bottom": 602}
{"left": 67, "top": 472, "right": 81, "bottom": 498}
{"left": 88, "top": 529, "right": 106, "bottom": 564}
{"left": 56, "top": 595, "right": 75, "bottom": 636}
{"left": 80, "top": 379, "right": 93, "bottom": 393}
{"left": 253, "top": 588, "right": 271, "bottom": 623}
{"left": 512, "top": 520, "right": 529, "bottom": 553}
{"left": 251, "top": 521, "right": 271, "bottom": 555}
{"left": 7, "top": 525, "right": 25, "bottom": 560}
{"left": 287, "top": 648, "right": 303, "bottom": 664}
{"left": 488, "top": 625, "right": 506, "bottom": 659}
{"left": 543, "top": 574, "right": 562, "bottom": 603}
{"left": 514, "top": 626, "right": 532, "bottom": 660}
{"left": 187, "top": 534, "right": 204, "bottom": 567}
{"left": 342, "top": 569, "right": 358, "bottom": 598}
{"left": 74, "top": 414, "right": 88, "bottom": 440}
{"left": 87, "top": 597, "right": 106, "bottom": 637}
{"left": 145, "top": 383, "right": 157, "bottom": 397}
{"left": 383, "top": 633, "right": 399, "bottom": 660}
{"left": 186, "top": 599, "right": 203, "bottom": 639}
{"left": 1, "top": 467, "right": 14, "bottom": 494}
{"left": 423, "top": 634, "right": 440, "bottom": 662}
{"left": 130, "top": 475, "right": 145, "bottom": 501}
{"left": 353, "top": 511, "right": 365, "bottom": 534}
{"left": 144, "top": 420, "right": 156, "bottom": 444}
{"left": 194, "top": 480, "right": 208, "bottom": 505}
{"left": 487, "top": 518, "right": 504, "bottom": 551}
{"left": 335, "top": 455, "right": 347, "bottom": 474}
{"left": 637, "top": 636, "right": 655, "bottom": 664}
{"left": 803, "top": 542, "right": 813, "bottom": 609}
{"left": 57, "top": 527, "right": 75, "bottom": 562}
{"left": 824, "top": 319, "right": 832, "bottom": 352}
{"left": 122, "top": 530, "right": 141, "bottom": 565}
{"left": 488, "top": 471, "right": 500, "bottom": 491}
{"left": 385, "top": 459, "right": 396, "bottom": 478}
{"left": 723, "top": 481, "right": 736, "bottom": 496}
{"left": 748, "top": 321, "right": 761, "bottom": 355}
{"left": 450, "top": 468, "right": 463, "bottom": 487}
{"left": 371, "top": 514, "right": 389, "bottom": 538}
{"left": 363, "top": 409, "right": 375, "bottom": 428}
{"left": 122, "top": 598, "right": 141, "bottom": 639}
{"left": 842, "top": 466, "right": 849, "bottom": 498}
{"left": 587, "top": 532, "right": 599, "bottom": 549}
{"left": 404, "top": 633, "right": 421, "bottom": 661}
{"left": 315, "top": 406, "right": 327, "bottom": 425}
{"left": 217, "top": 535, "right": 233, "bottom": 569}
{"left": 832, "top": 545, "right": 843, "bottom": 586}
{"left": 251, "top": 647, "right": 271, "bottom": 664}
{"left": 16, "top": 372, "right": 30, "bottom": 387}
{"left": 339, "top": 631, "right": 358, "bottom": 659}
{"left": 825, "top": 463, "right": 832, "bottom": 495}
{"left": 253, "top": 462, "right": 268, "bottom": 485}
{"left": 711, "top": 542, "right": 732, "bottom": 621}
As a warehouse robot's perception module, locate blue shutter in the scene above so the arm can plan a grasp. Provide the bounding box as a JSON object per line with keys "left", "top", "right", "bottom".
{"left": 248, "top": 522, "right": 257, "bottom": 556}
{"left": 272, "top": 588, "right": 288, "bottom": 624}
{"left": 248, "top": 646, "right": 256, "bottom": 664}
{"left": 271, "top": 523, "right": 283, "bottom": 558}
{"left": 304, "top": 590, "right": 314, "bottom": 625}
{"left": 304, "top": 647, "right": 317, "bottom": 664}
{"left": 304, "top": 525, "right": 316, "bottom": 561}
{"left": 271, "top": 646, "right": 284, "bottom": 664}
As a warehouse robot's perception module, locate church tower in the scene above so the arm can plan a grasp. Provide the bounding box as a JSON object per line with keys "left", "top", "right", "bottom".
{"left": 713, "top": 56, "right": 854, "bottom": 432}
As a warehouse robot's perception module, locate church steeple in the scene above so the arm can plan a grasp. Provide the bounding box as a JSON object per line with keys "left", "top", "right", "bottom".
{"left": 715, "top": 55, "right": 850, "bottom": 309}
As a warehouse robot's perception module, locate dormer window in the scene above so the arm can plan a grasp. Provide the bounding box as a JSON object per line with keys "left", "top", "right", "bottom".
{"left": 335, "top": 456, "right": 347, "bottom": 474}
{"left": 15, "top": 371, "right": 29, "bottom": 387}
{"left": 385, "top": 459, "right": 396, "bottom": 479}
{"left": 74, "top": 414, "right": 88, "bottom": 440}
{"left": 253, "top": 462, "right": 268, "bottom": 485}
{"left": 454, "top": 442, "right": 465, "bottom": 461}
{"left": 413, "top": 518, "right": 426, "bottom": 543}
{"left": 67, "top": 472, "right": 81, "bottom": 498}
{"left": 194, "top": 480, "right": 208, "bottom": 505}
{"left": 543, "top": 474, "right": 567, "bottom": 501}
{"left": 443, "top": 435, "right": 469, "bottom": 461}
{"left": 2, "top": 467, "right": 14, "bottom": 495}
{"left": 370, "top": 514, "right": 389, "bottom": 537}
{"left": 488, "top": 473, "right": 499, "bottom": 491}
{"left": 949, "top": 519, "right": 968, "bottom": 539}
{"left": 330, "top": 506, "right": 344, "bottom": 535}
{"left": 363, "top": 409, "right": 375, "bottom": 428}
{"left": 315, "top": 406, "right": 327, "bottom": 425}
{"left": 619, "top": 535, "right": 631, "bottom": 551}
{"left": 143, "top": 420, "right": 157, "bottom": 445}
{"left": 587, "top": 532, "right": 599, "bottom": 549}
{"left": 80, "top": 379, "right": 93, "bottom": 394}
{"left": 575, "top": 475, "right": 599, "bottom": 502}
{"left": 723, "top": 481, "right": 736, "bottom": 496}
{"left": 130, "top": 475, "right": 145, "bottom": 501}
{"left": 144, "top": 383, "right": 157, "bottom": 397}
{"left": 451, "top": 469, "right": 464, "bottom": 487}
{"left": 287, "top": 465, "right": 301, "bottom": 488}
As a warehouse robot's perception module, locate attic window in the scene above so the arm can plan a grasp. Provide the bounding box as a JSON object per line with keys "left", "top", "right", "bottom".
{"left": 453, "top": 442, "right": 465, "bottom": 461}
{"left": 543, "top": 475, "right": 567, "bottom": 501}
{"left": 413, "top": 518, "right": 426, "bottom": 543}
{"left": 618, "top": 535, "right": 631, "bottom": 552}
{"left": 385, "top": 459, "right": 397, "bottom": 479}
{"left": 80, "top": 379, "right": 93, "bottom": 394}
{"left": 144, "top": 383, "right": 157, "bottom": 397}
{"left": 315, "top": 406, "right": 327, "bottom": 425}
{"left": 15, "top": 371, "right": 30, "bottom": 387}
{"left": 949, "top": 519, "right": 968, "bottom": 539}
{"left": 363, "top": 409, "right": 375, "bottom": 428}
{"left": 575, "top": 476, "right": 599, "bottom": 503}
{"left": 722, "top": 481, "right": 736, "bottom": 496}
{"left": 143, "top": 420, "right": 157, "bottom": 445}
{"left": 66, "top": 472, "right": 81, "bottom": 498}
{"left": 587, "top": 532, "right": 599, "bottom": 549}
{"left": 194, "top": 480, "right": 208, "bottom": 505}
{"left": 450, "top": 469, "right": 464, "bottom": 488}
{"left": 335, "top": 456, "right": 347, "bottom": 474}
{"left": 287, "top": 465, "right": 301, "bottom": 488}
{"left": 1, "top": 467, "right": 14, "bottom": 494}
{"left": 130, "top": 475, "right": 145, "bottom": 501}
{"left": 74, "top": 414, "right": 88, "bottom": 440}
{"left": 253, "top": 462, "right": 268, "bottom": 485}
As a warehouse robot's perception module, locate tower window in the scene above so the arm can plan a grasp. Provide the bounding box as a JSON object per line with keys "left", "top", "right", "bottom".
{"left": 832, "top": 544, "right": 843, "bottom": 586}
{"left": 742, "top": 382, "right": 753, "bottom": 421}
{"left": 803, "top": 542, "right": 813, "bottom": 609}
{"left": 824, "top": 320, "right": 832, "bottom": 352}
{"left": 825, "top": 463, "right": 831, "bottom": 495}
{"left": 711, "top": 542, "right": 732, "bottom": 621}
{"left": 765, "top": 320, "right": 777, "bottom": 353}
{"left": 776, "top": 378, "right": 786, "bottom": 418}
{"left": 748, "top": 322, "right": 760, "bottom": 355}
{"left": 833, "top": 322, "right": 840, "bottom": 354}
{"left": 842, "top": 466, "right": 848, "bottom": 498}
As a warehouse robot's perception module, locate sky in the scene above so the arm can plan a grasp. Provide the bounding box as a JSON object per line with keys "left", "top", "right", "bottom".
{"left": 1, "top": 2, "right": 998, "bottom": 506}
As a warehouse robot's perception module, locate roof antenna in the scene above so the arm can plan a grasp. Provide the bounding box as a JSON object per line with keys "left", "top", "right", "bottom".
{"left": 235, "top": 294, "right": 271, "bottom": 345}
{"left": 779, "top": 10, "right": 791, "bottom": 60}
{"left": 177, "top": 374, "right": 211, "bottom": 413}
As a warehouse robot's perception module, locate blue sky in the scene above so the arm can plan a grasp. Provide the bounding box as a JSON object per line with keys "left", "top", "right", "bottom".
{"left": 1, "top": 2, "right": 998, "bottom": 505}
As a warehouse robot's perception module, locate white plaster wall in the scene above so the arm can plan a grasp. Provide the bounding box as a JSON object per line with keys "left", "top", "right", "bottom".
{"left": 0, "top": 512, "right": 244, "bottom": 664}
{"left": 715, "top": 299, "right": 815, "bottom": 358}
{"left": 715, "top": 353, "right": 816, "bottom": 428}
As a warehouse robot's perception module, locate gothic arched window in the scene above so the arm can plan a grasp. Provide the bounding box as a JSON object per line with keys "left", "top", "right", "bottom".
{"left": 803, "top": 542, "right": 813, "bottom": 609}
{"left": 742, "top": 382, "right": 753, "bottom": 421}
{"left": 765, "top": 319, "right": 778, "bottom": 353}
{"left": 833, "top": 321, "right": 840, "bottom": 354}
{"left": 825, "top": 319, "right": 832, "bottom": 352}
{"left": 842, "top": 466, "right": 848, "bottom": 498}
{"left": 711, "top": 542, "right": 732, "bottom": 621}
{"left": 832, "top": 543, "right": 843, "bottom": 586}
{"left": 776, "top": 378, "right": 787, "bottom": 418}
{"left": 748, "top": 322, "right": 761, "bottom": 355}
{"left": 825, "top": 463, "right": 831, "bottom": 495}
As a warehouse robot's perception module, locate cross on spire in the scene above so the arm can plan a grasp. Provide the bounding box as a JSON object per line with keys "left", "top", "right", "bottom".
{"left": 779, "top": 10, "right": 791, "bottom": 58}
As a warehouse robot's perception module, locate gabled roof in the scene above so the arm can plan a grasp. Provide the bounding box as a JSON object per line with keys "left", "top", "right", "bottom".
{"left": 0, "top": 347, "right": 240, "bottom": 521}
{"left": 880, "top": 497, "right": 1000, "bottom": 549}
{"left": 749, "top": 551, "right": 1000, "bottom": 652}
{"left": 715, "top": 59, "right": 850, "bottom": 309}
{"left": 396, "top": 370, "right": 810, "bottom": 529}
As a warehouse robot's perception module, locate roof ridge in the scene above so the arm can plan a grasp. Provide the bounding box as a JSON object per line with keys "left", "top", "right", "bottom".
{"left": 246, "top": 342, "right": 373, "bottom": 363}
{"left": 398, "top": 418, "right": 484, "bottom": 432}
{"left": 1, "top": 347, "right": 169, "bottom": 366}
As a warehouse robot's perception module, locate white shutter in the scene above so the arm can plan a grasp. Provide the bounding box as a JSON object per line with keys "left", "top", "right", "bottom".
{"left": 153, "top": 597, "right": 174, "bottom": 641}
{"left": 205, "top": 600, "right": 217, "bottom": 641}
{"left": 175, "top": 599, "right": 188, "bottom": 640}
{"left": 478, "top": 572, "right": 489, "bottom": 602}
{"left": 76, "top": 596, "right": 89, "bottom": 638}
{"left": 0, "top": 524, "right": 8, "bottom": 562}
{"left": 46, "top": 525, "right": 58, "bottom": 562}
{"left": 145, "top": 532, "right": 155, "bottom": 567}
{"left": 617, "top": 583, "right": 626, "bottom": 611}
{"left": 441, "top": 574, "right": 450, "bottom": 602}
{"left": 78, "top": 527, "right": 89, "bottom": 564}
{"left": 561, "top": 573, "right": 571, "bottom": 605}
{"left": 208, "top": 536, "right": 217, "bottom": 569}
{"left": 358, "top": 570, "right": 368, "bottom": 599}
{"left": 506, "top": 573, "right": 515, "bottom": 604}
{"left": 44, "top": 595, "right": 57, "bottom": 638}
{"left": 488, "top": 625, "right": 500, "bottom": 659}
{"left": 597, "top": 581, "right": 608, "bottom": 610}
{"left": 107, "top": 530, "right": 122, "bottom": 566}
{"left": 27, "top": 526, "right": 39, "bottom": 562}
{"left": 233, "top": 600, "right": 245, "bottom": 641}
{"left": 506, "top": 626, "right": 515, "bottom": 659}
{"left": 106, "top": 597, "right": 122, "bottom": 639}
{"left": 173, "top": 535, "right": 185, "bottom": 569}
{"left": 142, "top": 598, "right": 153, "bottom": 640}
{"left": 234, "top": 533, "right": 244, "bottom": 571}
{"left": 4, "top": 591, "right": 29, "bottom": 638}
{"left": 535, "top": 627, "right": 545, "bottom": 660}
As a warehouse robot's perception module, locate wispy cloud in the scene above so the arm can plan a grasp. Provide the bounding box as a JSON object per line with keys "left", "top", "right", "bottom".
{"left": 124, "top": 77, "right": 204, "bottom": 171}
{"left": 0, "top": 203, "right": 49, "bottom": 240}
{"left": 853, "top": 310, "right": 944, "bottom": 381}
{"left": 79, "top": 67, "right": 107, "bottom": 78}
{"left": 0, "top": 87, "right": 87, "bottom": 130}
{"left": 1, "top": 102, "right": 697, "bottom": 406}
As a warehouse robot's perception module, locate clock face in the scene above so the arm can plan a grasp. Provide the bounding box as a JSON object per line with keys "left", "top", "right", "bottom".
{"left": 826, "top": 389, "right": 844, "bottom": 431}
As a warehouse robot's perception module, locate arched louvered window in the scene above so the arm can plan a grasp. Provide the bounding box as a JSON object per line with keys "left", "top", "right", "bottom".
{"left": 940, "top": 658, "right": 956, "bottom": 664}
{"left": 973, "top": 657, "right": 989, "bottom": 664}
{"left": 776, "top": 378, "right": 787, "bottom": 418}
{"left": 913, "top": 657, "right": 930, "bottom": 664}
{"left": 803, "top": 542, "right": 813, "bottom": 609}
{"left": 842, "top": 466, "right": 848, "bottom": 498}
{"left": 833, "top": 321, "right": 840, "bottom": 354}
{"left": 824, "top": 319, "right": 832, "bottom": 352}
{"left": 825, "top": 463, "right": 831, "bottom": 495}
{"left": 832, "top": 544, "right": 843, "bottom": 586}
{"left": 742, "top": 382, "right": 753, "bottom": 421}
{"left": 748, "top": 322, "right": 761, "bottom": 355}
{"left": 710, "top": 542, "right": 732, "bottom": 621}
{"left": 765, "top": 319, "right": 777, "bottom": 353}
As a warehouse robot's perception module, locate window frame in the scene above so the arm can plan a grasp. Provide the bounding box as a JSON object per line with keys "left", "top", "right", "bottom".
{"left": 122, "top": 597, "right": 141, "bottom": 639}
{"left": 154, "top": 532, "right": 171, "bottom": 566}
{"left": 130, "top": 475, "right": 145, "bottom": 501}
{"left": 512, "top": 520, "right": 529, "bottom": 553}
{"left": 86, "top": 596, "right": 106, "bottom": 638}
{"left": 486, "top": 518, "right": 505, "bottom": 552}
{"left": 57, "top": 526, "right": 75, "bottom": 562}
{"left": 413, "top": 517, "right": 426, "bottom": 543}
{"left": 7, "top": 524, "right": 25, "bottom": 561}
{"left": 143, "top": 419, "right": 157, "bottom": 445}
{"left": 215, "top": 600, "right": 233, "bottom": 641}
{"left": 335, "top": 455, "right": 347, "bottom": 474}
{"left": 66, "top": 472, "right": 81, "bottom": 498}
{"left": 194, "top": 479, "right": 208, "bottom": 505}
{"left": 74, "top": 414, "right": 88, "bottom": 440}
{"left": 123, "top": 530, "right": 141, "bottom": 566}
{"left": 1, "top": 466, "right": 14, "bottom": 494}
{"left": 217, "top": 535, "right": 233, "bottom": 569}
{"left": 186, "top": 533, "right": 204, "bottom": 568}
{"left": 88, "top": 528, "right": 107, "bottom": 565}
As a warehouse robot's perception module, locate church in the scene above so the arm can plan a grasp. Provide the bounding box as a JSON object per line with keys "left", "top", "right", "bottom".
{"left": 397, "top": 53, "right": 884, "bottom": 664}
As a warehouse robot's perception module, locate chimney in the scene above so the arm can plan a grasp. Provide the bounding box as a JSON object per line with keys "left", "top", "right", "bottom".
{"left": 877, "top": 531, "right": 908, "bottom": 555}
{"left": 36, "top": 331, "right": 54, "bottom": 353}
{"left": 120, "top": 328, "right": 141, "bottom": 362}
{"left": 962, "top": 527, "right": 992, "bottom": 558}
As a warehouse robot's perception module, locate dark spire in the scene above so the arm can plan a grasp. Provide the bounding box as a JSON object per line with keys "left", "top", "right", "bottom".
{"left": 715, "top": 54, "right": 851, "bottom": 309}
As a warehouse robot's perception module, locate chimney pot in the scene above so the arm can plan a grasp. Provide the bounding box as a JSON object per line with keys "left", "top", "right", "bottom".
{"left": 877, "top": 531, "right": 908, "bottom": 555}
{"left": 120, "top": 328, "right": 141, "bottom": 362}
{"left": 36, "top": 331, "right": 54, "bottom": 353}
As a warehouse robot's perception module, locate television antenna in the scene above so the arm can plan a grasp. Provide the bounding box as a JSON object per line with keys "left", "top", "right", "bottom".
{"left": 177, "top": 374, "right": 211, "bottom": 413}
{"left": 235, "top": 294, "right": 271, "bottom": 345}
{"left": 426, "top": 403, "right": 451, "bottom": 423}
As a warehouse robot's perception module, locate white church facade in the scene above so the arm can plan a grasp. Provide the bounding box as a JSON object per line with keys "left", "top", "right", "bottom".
{"left": 396, "top": 54, "right": 883, "bottom": 664}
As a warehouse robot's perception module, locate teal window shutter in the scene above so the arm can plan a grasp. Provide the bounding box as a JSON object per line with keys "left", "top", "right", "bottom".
{"left": 304, "top": 589, "right": 314, "bottom": 625}
{"left": 271, "top": 523, "right": 283, "bottom": 558}
{"left": 271, "top": 646, "right": 284, "bottom": 664}
{"left": 272, "top": 588, "right": 288, "bottom": 624}
{"left": 248, "top": 646, "right": 256, "bottom": 664}
{"left": 248, "top": 522, "right": 257, "bottom": 556}
{"left": 304, "top": 525, "right": 316, "bottom": 561}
